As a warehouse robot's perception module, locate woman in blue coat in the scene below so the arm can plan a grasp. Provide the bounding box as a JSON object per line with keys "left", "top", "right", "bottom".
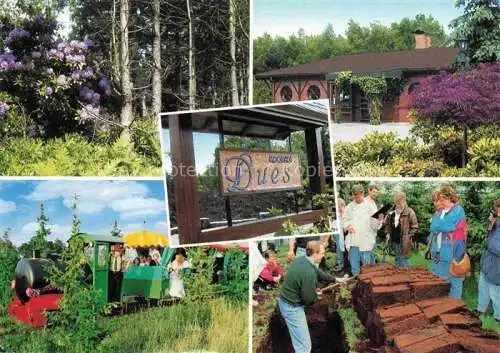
{"left": 429, "top": 186, "right": 467, "bottom": 299}
{"left": 477, "top": 200, "right": 500, "bottom": 322}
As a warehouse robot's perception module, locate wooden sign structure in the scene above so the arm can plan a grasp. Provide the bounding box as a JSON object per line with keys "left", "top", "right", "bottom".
{"left": 218, "top": 149, "right": 302, "bottom": 195}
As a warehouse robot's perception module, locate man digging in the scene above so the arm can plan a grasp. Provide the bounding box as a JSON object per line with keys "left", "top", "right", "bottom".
{"left": 279, "top": 240, "right": 348, "bottom": 353}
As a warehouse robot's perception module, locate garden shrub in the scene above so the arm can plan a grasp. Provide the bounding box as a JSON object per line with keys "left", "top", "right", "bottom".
{"left": 387, "top": 157, "right": 447, "bottom": 177}
{"left": 130, "top": 118, "right": 163, "bottom": 168}
{"left": 467, "top": 137, "right": 500, "bottom": 174}
{"left": 431, "top": 129, "right": 465, "bottom": 167}
{"left": 355, "top": 131, "right": 399, "bottom": 164}
{"left": 347, "top": 161, "right": 389, "bottom": 177}
{"left": 0, "top": 135, "right": 162, "bottom": 176}
{"left": 332, "top": 142, "right": 359, "bottom": 176}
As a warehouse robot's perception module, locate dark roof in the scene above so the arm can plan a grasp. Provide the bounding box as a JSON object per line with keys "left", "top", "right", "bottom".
{"left": 256, "top": 47, "right": 459, "bottom": 79}
{"left": 161, "top": 102, "right": 329, "bottom": 140}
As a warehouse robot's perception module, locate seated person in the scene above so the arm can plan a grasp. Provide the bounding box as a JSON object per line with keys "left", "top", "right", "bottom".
{"left": 254, "top": 250, "right": 284, "bottom": 291}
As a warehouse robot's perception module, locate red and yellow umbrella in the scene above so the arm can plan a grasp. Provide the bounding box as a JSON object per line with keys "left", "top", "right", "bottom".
{"left": 123, "top": 230, "right": 169, "bottom": 248}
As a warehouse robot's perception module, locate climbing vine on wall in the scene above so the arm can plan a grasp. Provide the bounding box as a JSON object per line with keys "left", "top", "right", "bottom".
{"left": 335, "top": 71, "right": 387, "bottom": 125}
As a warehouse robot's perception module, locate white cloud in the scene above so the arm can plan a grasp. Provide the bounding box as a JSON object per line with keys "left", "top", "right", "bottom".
{"left": 16, "top": 222, "right": 72, "bottom": 246}
{"left": 26, "top": 181, "right": 164, "bottom": 219}
{"left": 0, "top": 199, "right": 16, "bottom": 213}
{"left": 109, "top": 197, "right": 165, "bottom": 218}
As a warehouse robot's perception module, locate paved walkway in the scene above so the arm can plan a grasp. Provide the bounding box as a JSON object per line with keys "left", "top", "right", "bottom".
{"left": 330, "top": 123, "right": 412, "bottom": 143}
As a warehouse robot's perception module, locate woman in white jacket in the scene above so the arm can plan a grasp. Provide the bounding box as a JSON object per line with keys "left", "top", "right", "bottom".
{"left": 343, "top": 184, "right": 383, "bottom": 275}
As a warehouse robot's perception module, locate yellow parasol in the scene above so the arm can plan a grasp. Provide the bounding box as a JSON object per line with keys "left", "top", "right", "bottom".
{"left": 123, "top": 230, "right": 169, "bottom": 248}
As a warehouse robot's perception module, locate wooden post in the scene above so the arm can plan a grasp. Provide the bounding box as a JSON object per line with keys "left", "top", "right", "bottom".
{"left": 305, "top": 127, "right": 326, "bottom": 195}
{"left": 169, "top": 114, "right": 201, "bottom": 244}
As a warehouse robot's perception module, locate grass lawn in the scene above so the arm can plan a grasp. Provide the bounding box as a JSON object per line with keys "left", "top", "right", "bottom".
{"left": 0, "top": 299, "right": 247, "bottom": 353}
{"left": 99, "top": 299, "right": 248, "bottom": 353}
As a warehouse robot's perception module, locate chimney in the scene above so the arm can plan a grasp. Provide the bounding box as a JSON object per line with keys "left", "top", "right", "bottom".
{"left": 414, "top": 30, "right": 432, "bottom": 49}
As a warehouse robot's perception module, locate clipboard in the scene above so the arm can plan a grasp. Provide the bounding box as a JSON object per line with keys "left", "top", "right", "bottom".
{"left": 372, "top": 204, "right": 394, "bottom": 218}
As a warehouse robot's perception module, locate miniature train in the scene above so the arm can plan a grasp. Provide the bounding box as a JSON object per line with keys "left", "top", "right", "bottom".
{"left": 7, "top": 233, "right": 248, "bottom": 328}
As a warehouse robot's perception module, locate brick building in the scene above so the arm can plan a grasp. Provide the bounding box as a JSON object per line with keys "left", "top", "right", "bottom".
{"left": 256, "top": 32, "right": 460, "bottom": 123}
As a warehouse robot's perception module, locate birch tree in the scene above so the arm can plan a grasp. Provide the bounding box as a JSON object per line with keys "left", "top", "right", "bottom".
{"left": 151, "top": 0, "right": 162, "bottom": 119}
{"left": 119, "top": 0, "right": 133, "bottom": 138}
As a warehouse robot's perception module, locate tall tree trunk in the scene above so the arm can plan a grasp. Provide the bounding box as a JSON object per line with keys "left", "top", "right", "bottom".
{"left": 111, "top": 0, "right": 120, "bottom": 89}
{"left": 229, "top": 0, "right": 239, "bottom": 106}
{"left": 186, "top": 0, "right": 196, "bottom": 110}
{"left": 119, "top": 0, "right": 133, "bottom": 139}
{"left": 151, "top": 0, "right": 162, "bottom": 119}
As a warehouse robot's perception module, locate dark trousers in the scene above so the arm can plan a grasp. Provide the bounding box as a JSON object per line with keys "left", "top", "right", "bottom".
{"left": 109, "top": 271, "right": 123, "bottom": 302}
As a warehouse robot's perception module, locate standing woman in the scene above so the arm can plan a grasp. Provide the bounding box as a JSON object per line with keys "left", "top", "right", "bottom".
{"left": 477, "top": 200, "right": 500, "bottom": 322}
{"left": 430, "top": 186, "right": 468, "bottom": 299}
{"left": 167, "top": 248, "right": 191, "bottom": 299}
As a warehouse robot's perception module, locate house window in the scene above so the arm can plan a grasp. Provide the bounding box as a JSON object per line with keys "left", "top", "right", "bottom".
{"left": 408, "top": 82, "right": 420, "bottom": 94}
{"left": 307, "top": 85, "right": 321, "bottom": 100}
{"left": 280, "top": 85, "right": 293, "bottom": 102}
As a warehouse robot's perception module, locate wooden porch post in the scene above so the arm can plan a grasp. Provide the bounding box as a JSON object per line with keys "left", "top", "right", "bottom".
{"left": 305, "top": 127, "right": 326, "bottom": 194}
{"left": 169, "top": 114, "right": 201, "bottom": 244}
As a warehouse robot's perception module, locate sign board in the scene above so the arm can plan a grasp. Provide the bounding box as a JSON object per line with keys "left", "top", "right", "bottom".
{"left": 218, "top": 149, "right": 302, "bottom": 195}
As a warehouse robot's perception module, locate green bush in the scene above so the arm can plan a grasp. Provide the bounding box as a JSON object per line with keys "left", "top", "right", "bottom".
{"left": 332, "top": 142, "right": 360, "bottom": 176}
{"left": 0, "top": 135, "right": 162, "bottom": 176}
{"left": 347, "top": 161, "right": 390, "bottom": 177}
{"left": 467, "top": 138, "right": 500, "bottom": 175}
{"left": 355, "top": 132, "right": 399, "bottom": 164}
{"left": 130, "top": 119, "right": 163, "bottom": 168}
{"left": 387, "top": 157, "right": 447, "bottom": 177}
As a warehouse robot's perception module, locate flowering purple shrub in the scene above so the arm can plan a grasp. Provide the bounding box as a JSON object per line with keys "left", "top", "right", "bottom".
{"left": 0, "top": 16, "right": 112, "bottom": 138}
{"left": 410, "top": 63, "right": 500, "bottom": 128}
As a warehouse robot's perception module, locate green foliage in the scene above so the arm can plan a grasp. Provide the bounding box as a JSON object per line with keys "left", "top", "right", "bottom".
{"left": 0, "top": 229, "right": 18, "bottom": 312}
{"left": 31, "top": 203, "right": 51, "bottom": 257}
{"left": 183, "top": 247, "right": 217, "bottom": 302}
{"left": 267, "top": 206, "right": 284, "bottom": 216}
{"left": 335, "top": 126, "right": 499, "bottom": 177}
{"left": 110, "top": 220, "right": 122, "bottom": 238}
{"left": 339, "top": 307, "right": 366, "bottom": 353}
{"left": 335, "top": 72, "right": 387, "bottom": 125}
{"left": 0, "top": 134, "right": 162, "bottom": 176}
{"left": 130, "top": 119, "right": 163, "bottom": 168}
{"left": 467, "top": 137, "right": 500, "bottom": 174}
{"left": 281, "top": 219, "right": 300, "bottom": 235}
{"left": 42, "top": 200, "right": 108, "bottom": 353}
{"left": 215, "top": 247, "right": 249, "bottom": 302}
{"left": 450, "top": 0, "right": 500, "bottom": 63}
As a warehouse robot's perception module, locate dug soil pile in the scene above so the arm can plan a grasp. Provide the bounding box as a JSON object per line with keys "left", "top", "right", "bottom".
{"left": 258, "top": 292, "right": 348, "bottom": 353}
{"left": 353, "top": 263, "right": 500, "bottom": 353}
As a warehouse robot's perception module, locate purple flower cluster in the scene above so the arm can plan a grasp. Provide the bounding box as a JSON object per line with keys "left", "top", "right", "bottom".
{"left": 5, "top": 28, "right": 30, "bottom": 46}
{"left": 47, "top": 40, "right": 90, "bottom": 64}
{"left": 79, "top": 86, "right": 100, "bottom": 102}
{"left": 45, "top": 86, "right": 53, "bottom": 97}
{"left": 0, "top": 53, "right": 23, "bottom": 71}
{"left": 0, "top": 102, "right": 10, "bottom": 117}
{"left": 79, "top": 104, "right": 100, "bottom": 121}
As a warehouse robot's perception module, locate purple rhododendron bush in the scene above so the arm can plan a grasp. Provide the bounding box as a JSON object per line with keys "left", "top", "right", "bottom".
{"left": 0, "top": 16, "right": 162, "bottom": 176}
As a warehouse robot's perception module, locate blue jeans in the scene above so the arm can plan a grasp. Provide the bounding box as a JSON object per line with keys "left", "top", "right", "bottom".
{"left": 279, "top": 297, "right": 311, "bottom": 353}
{"left": 392, "top": 242, "right": 411, "bottom": 268}
{"left": 333, "top": 234, "right": 344, "bottom": 268}
{"left": 477, "top": 272, "right": 500, "bottom": 320}
{"left": 431, "top": 245, "right": 464, "bottom": 299}
{"left": 349, "top": 246, "right": 373, "bottom": 276}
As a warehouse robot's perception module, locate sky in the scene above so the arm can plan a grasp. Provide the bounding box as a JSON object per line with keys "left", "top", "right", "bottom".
{"left": 253, "top": 0, "right": 463, "bottom": 38}
{"left": 163, "top": 131, "right": 220, "bottom": 174}
{"left": 0, "top": 180, "right": 169, "bottom": 246}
